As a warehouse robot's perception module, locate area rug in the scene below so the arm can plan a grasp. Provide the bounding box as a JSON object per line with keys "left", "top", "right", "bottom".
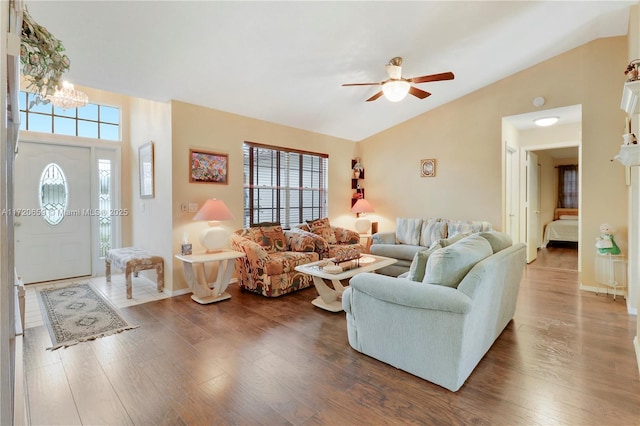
{"left": 37, "top": 282, "right": 138, "bottom": 350}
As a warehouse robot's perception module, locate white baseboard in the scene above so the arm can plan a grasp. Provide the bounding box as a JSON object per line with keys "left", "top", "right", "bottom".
{"left": 579, "top": 283, "right": 626, "bottom": 297}
{"left": 580, "top": 283, "right": 637, "bottom": 315}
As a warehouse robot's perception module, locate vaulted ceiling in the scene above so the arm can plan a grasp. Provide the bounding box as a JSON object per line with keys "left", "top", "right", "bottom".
{"left": 26, "top": 1, "right": 637, "bottom": 141}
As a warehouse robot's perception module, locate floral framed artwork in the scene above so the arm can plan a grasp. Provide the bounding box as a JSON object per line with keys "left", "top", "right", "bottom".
{"left": 139, "top": 141, "right": 154, "bottom": 198}
{"left": 189, "top": 149, "right": 228, "bottom": 184}
{"left": 420, "top": 159, "right": 436, "bottom": 177}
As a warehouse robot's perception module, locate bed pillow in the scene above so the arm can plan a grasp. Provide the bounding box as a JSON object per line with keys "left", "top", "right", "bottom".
{"left": 559, "top": 215, "right": 578, "bottom": 220}
{"left": 423, "top": 234, "right": 493, "bottom": 288}
{"left": 407, "top": 242, "right": 442, "bottom": 282}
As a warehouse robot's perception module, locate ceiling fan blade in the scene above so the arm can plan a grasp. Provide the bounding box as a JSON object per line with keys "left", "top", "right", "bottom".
{"left": 409, "top": 86, "right": 431, "bottom": 99}
{"left": 366, "top": 91, "right": 383, "bottom": 102}
{"left": 342, "top": 82, "right": 381, "bottom": 87}
{"left": 410, "top": 72, "right": 455, "bottom": 84}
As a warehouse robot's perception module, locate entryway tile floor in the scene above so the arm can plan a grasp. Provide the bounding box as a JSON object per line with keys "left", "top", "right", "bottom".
{"left": 23, "top": 274, "right": 171, "bottom": 329}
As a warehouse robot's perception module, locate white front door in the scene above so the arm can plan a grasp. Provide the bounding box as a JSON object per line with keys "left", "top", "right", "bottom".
{"left": 14, "top": 142, "right": 92, "bottom": 283}
{"left": 525, "top": 151, "right": 540, "bottom": 263}
{"left": 505, "top": 145, "right": 519, "bottom": 243}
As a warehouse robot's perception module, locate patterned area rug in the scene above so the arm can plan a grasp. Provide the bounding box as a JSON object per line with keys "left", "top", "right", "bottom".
{"left": 37, "top": 282, "right": 138, "bottom": 350}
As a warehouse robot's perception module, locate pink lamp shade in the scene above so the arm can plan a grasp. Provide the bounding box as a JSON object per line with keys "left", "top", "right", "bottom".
{"left": 350, "top": 199, "right": 375, "bottom": 217}
{"left": 193, "top": 199, "right": 233, "bottom": 252}
{"left": 350, "top": 199, "right": 374, "bottom": 234}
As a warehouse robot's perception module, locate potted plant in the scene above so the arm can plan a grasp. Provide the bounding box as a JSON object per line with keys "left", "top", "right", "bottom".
{"left": 20, "top": 7, "right": 71, "bottom": 107}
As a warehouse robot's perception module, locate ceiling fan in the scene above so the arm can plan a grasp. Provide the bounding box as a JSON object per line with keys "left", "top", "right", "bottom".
{"left": 342, "top": 57, "right": 454, "bottom": 102}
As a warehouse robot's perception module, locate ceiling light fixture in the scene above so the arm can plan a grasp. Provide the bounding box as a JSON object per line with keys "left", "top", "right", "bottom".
{"left": 382, "top": 80, "right": 411, "bottom": 102}
{"left": 45, "top": 81, "right": 89, "bottom": 109}
{"left": 533, "top": 116, "right": 559, "bottom": 127}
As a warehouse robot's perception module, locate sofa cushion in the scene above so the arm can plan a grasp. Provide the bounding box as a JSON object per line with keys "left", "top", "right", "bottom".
{"left": 423, "top": 234, "right": 493, "bottom": 288}
{"left": 419, "top": 218, "right": 447, "bottom": 247}
{"left": 370, "top": 243, "right": 423, "bottom": 262}
{"left": 396, "top": 218, "right": 423, "bottom": 245}
{"left": 253, "top": 224, "right": 288, "bottom": 253}
{"left": 407, "top": 242, "right": 442, "bottom": 282}
{"left": 479, "top": 231, "right": 513, "bottom": 253}
{"left": 306, "top": 217, "right": 337, "bottom": 244}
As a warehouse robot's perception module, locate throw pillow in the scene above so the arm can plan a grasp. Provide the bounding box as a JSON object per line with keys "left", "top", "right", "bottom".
{"left": 429, "top": 231, "right": 472, "bottom": 249}
{"left": 306, "top": 217, "right": 338, "bottom": 244}
{"left": 252, "top": 223, "right": 287, "bottom": 253}
{"left": 419, "top": 218, "right": 447, "bottom": 247}
{"left": 407, "top": 242, "right": 442, "bottom": 282}
{"left": 396, "top": 218, "right": 423, "bottom": 245}
{"left": 479, "top": 231, "right": 512, "bottom": 254}
{"left": 423, "top": 234, "right": 493, "bottom": 288}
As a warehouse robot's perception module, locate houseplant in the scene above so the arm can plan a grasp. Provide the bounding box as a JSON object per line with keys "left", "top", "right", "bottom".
{"left": 20, "top": 7, "right": 70, "bottom": 107}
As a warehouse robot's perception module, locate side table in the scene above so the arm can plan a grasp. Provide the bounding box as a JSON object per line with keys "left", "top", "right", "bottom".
{"left": 175, "top": 250, "right": 245, "bottom": 304}
{"left": 594, "top": 251, "right": 627, "bottom": 300}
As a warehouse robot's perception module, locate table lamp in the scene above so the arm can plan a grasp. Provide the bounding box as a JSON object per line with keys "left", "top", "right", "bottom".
{"left": 193, "top": 198, "right": 234, "bottom": 252}
{"left": 350, "top": 198, "right": 375, "bottom": 234}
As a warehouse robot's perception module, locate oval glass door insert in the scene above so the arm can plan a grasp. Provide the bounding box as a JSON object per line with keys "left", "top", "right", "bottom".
{"left": 39, "top": 163, "right": 68, "bottom": 225}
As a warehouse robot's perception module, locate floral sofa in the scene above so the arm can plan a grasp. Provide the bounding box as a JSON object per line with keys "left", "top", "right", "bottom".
{"left": 370, "top": 217, "right": 493, "bottom": 276}
{"left": 291, "top": 217, "right": 365, "bottom": 259}
{"left": 230, "top": 224, "right": 319, "bottom": 297}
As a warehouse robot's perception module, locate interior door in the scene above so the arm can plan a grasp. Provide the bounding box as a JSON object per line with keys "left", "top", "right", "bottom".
{"left": 526, "top": 151, "right": 540, "bottom": 263}
{"left": 14, "top": 142, "right": 92, "bottom": 283}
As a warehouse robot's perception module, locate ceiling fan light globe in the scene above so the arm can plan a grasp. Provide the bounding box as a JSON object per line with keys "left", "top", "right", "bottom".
{"left": 382, "top": 80, "right": 410, "bottom": 102}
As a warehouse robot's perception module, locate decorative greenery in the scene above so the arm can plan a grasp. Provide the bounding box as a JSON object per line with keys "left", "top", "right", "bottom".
{"left": 20, "top": 7, "right": 70, "bottom": 107}
{"left": 352, "top": 160, "right": 363, "bottom": 171}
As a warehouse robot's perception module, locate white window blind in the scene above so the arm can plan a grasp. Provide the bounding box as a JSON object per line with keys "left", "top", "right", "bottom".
{"left": 243, "top": 142, "right": 328, "bottom": 228}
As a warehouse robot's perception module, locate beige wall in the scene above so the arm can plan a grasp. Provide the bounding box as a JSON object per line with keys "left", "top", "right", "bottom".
{"left": 358, "top": 36, "right": 628, "bottom": 289}
{"left": 129, "top": 98, "right": 173, "bottom": 288}
{"left": 169, "top": 101, "right": 356, "bottom": 292}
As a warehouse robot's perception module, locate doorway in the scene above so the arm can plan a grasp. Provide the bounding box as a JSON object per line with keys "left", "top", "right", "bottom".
{"left": 14, "top": 141, "right": 120, "bottom": 283}
{"left": 502, "top": 105, "right": 582, "bottom": 271}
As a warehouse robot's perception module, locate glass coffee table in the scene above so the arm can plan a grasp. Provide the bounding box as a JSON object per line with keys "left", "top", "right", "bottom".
{"left": 295, "top": 254, "right": 397, "bottom": 312}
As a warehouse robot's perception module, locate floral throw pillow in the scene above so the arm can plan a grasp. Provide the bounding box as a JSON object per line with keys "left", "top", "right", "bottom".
{"left": 252, "top": 223, "right": 287, "bottom": 253}
{"left": 306, "top": 217, "right": 338, "bottom": 244}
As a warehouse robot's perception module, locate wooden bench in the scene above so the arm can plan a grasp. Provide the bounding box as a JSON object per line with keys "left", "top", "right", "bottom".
{"left": 105, "top": 247, "right": 164, "bottom": 299}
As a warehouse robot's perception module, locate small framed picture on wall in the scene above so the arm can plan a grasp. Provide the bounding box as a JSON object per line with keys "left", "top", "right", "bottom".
{"left": 189, "top": 149, "right": 228, "bottom": 184}
{"left": 420, "top": 158, "right": 436, "bottom": 177}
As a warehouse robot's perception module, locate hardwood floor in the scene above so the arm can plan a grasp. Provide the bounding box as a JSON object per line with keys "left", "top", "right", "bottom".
{"left": 24, "top": 247, "right": 639, "bottom": 425}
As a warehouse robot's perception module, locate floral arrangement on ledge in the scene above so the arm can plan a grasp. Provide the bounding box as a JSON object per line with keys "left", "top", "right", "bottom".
{"left": 20, "top": 7, "right": 70, "bottom": 107}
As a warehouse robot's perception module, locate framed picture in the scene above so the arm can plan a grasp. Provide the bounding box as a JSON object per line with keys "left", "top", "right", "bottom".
{"left": 139, "top": 141, "right": 154, "bottom": 198}
{"left": 189, "top": 149, "right": 228, "bottom": 184}
{"left": 420, "top": 159, "right": 436, "bottom": 177}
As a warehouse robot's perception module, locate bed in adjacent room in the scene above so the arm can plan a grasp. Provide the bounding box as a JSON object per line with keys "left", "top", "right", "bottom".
{"left": 542, "top": 208, "right": 579, "bottom": 248}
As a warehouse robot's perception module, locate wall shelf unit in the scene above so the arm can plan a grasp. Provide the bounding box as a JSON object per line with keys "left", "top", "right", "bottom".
{"left": 351, "top": 159, "right": 364, "bottom": 207}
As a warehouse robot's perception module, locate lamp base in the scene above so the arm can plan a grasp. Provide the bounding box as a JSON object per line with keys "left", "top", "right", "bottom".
{"left": 200, "top": 225, "right": 229, "bottom": 252}
{"left": 354, "top": 217, "right": 371, "bottom": 234}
